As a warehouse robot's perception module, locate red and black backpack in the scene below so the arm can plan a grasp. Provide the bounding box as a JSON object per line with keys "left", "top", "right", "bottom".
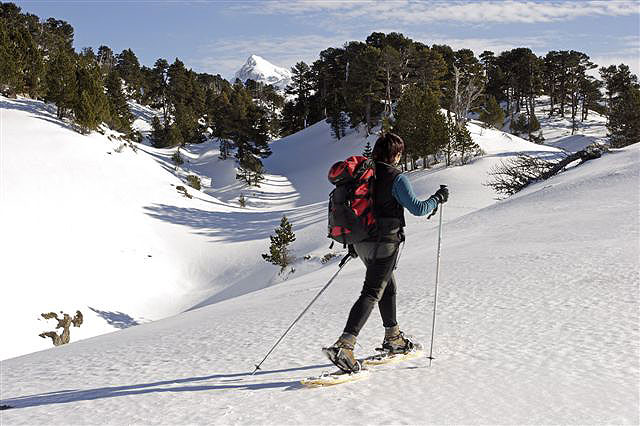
{"left": 327, "top": 156, "right": 377, "bottom": 245}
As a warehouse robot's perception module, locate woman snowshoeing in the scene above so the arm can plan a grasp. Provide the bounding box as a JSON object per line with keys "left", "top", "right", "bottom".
{"left": 324, "top": 132, "right": 449, "bottom": 373}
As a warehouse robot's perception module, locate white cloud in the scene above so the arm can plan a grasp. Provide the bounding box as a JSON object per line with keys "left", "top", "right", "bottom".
{"left": 188, "top": 31, "right": 639, "bottom": 80}
{"left": 590, "top": 55, "right": 640, "bottom": 77}
{"left": 244, "top": 0, "right": 639, "bottom": 24}
{"left": 187, "top": 10, "right": 638, "bottom": 80}
{"left": 412, "top": 33, "right": 553, "bottom": 54}
{"left": 589, "top": 35, "right": 640, "bottom": 76}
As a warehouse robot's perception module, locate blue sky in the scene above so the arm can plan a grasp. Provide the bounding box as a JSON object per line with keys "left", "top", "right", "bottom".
{"left": 14, "top": 1, "right": 640, "bottom": 79}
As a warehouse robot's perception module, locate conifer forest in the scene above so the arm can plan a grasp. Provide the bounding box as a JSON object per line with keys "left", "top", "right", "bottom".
{"left": 2, "top": 2, "right": 639, "bottom": 180}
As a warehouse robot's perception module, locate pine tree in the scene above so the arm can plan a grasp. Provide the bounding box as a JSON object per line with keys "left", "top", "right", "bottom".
{"left": 480, "top": 96, "right": 505, "bottom": 128}
{"left": 609, "top": 86, "right": 640, "bottom": 148}
{"left": 443, "top": 113, "right": 456, "bottom": 166}
{"left": 0, "top": 4, "right": 44, "bottom": 98}
{"left": 0, "top": 14, "right": 25, "bottom": 96}
{"left": 22, "top": 26, "right": 44, "bottom": 98}
{"left": 379, "top": 45, "right": 401, "bottom": 119}
{"left": 453, "top": 125, "right": 479, "bottom": 165}
{"left": 115, "top": 48, "right": 142, "bottom": 100}
{"left": 395, "top": 86, "right": 447, "bottom": 169}
{"left": 344, "top": 44, "right": 384, "bottom": 134}
{"left": 600, "top": 64, "right": 639, "bottom": 142}
{"left": 408, "top": 44, "right": 447, "bottom": 95}
{"left": 285, "top": 61, "right": 314, "bottom": 130}
{"left": 105, "top": 70, "right": 134, "bottom": 135}
{"left": 262, "top": 215, "right": 296, "bottom": 272}
{"left": 73, "top": 56, "right": 108, "bottom": 133}
{"left": 97, "top": 45, "right": 116, "bottom": 76}
{"left": 327, "top": 109, "right": 347, "bottom": 140}
{"left": 44, "top": 47, "right": 76, "bottom": 119}
{"left": 149, "top": 58, "right": 170, "bottom": 125}
{"left": 166, "top": 123, "right": 184, "bottom": 147}
{"left": 564, "top": 51, "right": 596, "bottom": 135}
{"left": 166, "top": 59, "right": 207, "bottom": 145}
{"left": 280, "top": 101, "right": 300, "bottom": 136}
{"left": 150, "top": 116, "right": 167, "bottom": 147}
{"left": 211, "top": 80, "right": 272, "bottom": 171}
{"left": 579, "top": 76, "right": 603, "bottom": 120}
{"left": 236, "top": 152, "right": 265, "bottom": 187}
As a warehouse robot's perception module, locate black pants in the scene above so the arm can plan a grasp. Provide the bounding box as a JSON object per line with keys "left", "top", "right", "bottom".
{"left": 343, "top": 241, "right": 400, "bottom": 337}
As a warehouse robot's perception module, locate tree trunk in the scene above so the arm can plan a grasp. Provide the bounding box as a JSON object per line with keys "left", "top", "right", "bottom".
{"left": 540, "top": 147, "right": 602, "bottom": 180}
{"left": 570, "top": 84, "right": 578, "bottom": 135}
{"left": 385, "top": 68, "right": 391, "bottom": 118}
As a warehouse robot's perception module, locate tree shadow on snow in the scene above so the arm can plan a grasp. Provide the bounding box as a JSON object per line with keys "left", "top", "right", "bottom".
{"left": 143, "top": 203, "right": 325, "bottom": 242}
{"left": 485, "top": 150, "right": 563, "bottom": 159}
{"left": 0, "top": 364, "right": 332, "bottom": 410}
{"left": 0, "top": 98, "right": 76, "bottom": 132}
{"left": 88, "top": 307, "right": 141, "bottom": 329}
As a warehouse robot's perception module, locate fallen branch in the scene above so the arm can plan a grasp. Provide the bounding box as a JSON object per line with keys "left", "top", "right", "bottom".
{"left": 39, "top": 310, "right": 83, "bottom": 346}
{"left": 486, "top": 145, "right": 605, "bottom": 198}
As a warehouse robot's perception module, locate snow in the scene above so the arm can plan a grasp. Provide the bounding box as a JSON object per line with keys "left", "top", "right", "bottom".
{"left": 1, "top": 94, "right": 638, "bottom": 424}
{"left": 234, "top": 54, "right": 292, "bottom": 91}
{"left": 501, "top": 96, "right": 610, "bottom": 153}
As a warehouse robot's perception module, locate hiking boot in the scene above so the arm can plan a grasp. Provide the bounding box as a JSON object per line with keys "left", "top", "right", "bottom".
{"left": 322, "top": 334, "right": 361, "bottom": 373}
{"left": 381, "top": 328, "right": 420, "bottom": 354}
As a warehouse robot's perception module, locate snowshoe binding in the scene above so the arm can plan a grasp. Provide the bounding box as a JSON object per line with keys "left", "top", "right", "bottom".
{"left": 322, "top": 336, "right": 362, "bottom": 373}
{"left": 378, "top": 331, "right": 422, "bottom": 354}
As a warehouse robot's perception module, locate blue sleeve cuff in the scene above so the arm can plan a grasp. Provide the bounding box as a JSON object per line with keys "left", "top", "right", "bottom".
{"left": 392, "top": 174, "right": 438, "bottom": 217}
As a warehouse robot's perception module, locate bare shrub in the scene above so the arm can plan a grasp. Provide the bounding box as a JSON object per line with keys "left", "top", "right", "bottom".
{"left": 186, "top": 175, "right": 201, "bottom": 190}
{"left": 176, "top": 185, "right": 192, "bottom": 199}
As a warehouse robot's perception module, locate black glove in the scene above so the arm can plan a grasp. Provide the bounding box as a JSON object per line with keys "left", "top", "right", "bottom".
{"left": 347, "top": 244, "right": 358, "bottom": 259}
{"left": 431, "top": 186, "right": 449, "bottom": 204}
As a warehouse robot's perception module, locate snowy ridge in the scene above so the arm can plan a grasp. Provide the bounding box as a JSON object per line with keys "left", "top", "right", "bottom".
{"left": 234, "top": 54, "right": 292, "bottom": 90}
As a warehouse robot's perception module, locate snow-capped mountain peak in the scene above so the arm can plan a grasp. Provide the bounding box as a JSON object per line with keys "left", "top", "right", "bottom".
{"left": 234, "top": 54, "right": 292, "bottom": 90}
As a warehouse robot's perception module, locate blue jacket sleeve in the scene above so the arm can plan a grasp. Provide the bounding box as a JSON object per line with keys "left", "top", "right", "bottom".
{"left": 391, "top": 174, "right": 438, "bottom": 217}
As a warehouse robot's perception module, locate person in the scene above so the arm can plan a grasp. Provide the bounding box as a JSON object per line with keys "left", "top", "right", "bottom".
{"left": 324, "top": 132, "right": 449, "bottom": 373}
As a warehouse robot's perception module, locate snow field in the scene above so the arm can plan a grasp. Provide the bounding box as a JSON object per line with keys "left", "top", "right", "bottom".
{"left": 1, "top": 145, "right": 637, "bottom": 424}
{"left": 1, "top": 94, "right": 638, "bottom": 424}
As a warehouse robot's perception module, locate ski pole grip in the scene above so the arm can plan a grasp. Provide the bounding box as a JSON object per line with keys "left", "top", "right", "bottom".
{"left": 439, "top": 185, "right": 448, "bottom": 202}
{"left": 427, "top": 185, "right": 447, "bottom": 220}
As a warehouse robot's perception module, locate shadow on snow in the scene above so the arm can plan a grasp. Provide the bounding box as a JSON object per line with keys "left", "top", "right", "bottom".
{"left": 143, "top": 203, "right": 325, "bottom": 242}
{"left": 0, "top": 98, "right": 75, "bottom": 132}
{"left": 0, "top": 364, "right": 334, "bottom": 409}
{"left": 88, "top": 307, "right": 141, "bottom": 329}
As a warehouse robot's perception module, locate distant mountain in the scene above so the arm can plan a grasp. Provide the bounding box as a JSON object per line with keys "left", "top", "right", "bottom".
{"left": 234, "top": 55, "right": 292, "bottom": 91}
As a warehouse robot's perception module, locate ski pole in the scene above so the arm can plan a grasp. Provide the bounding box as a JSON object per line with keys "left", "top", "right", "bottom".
{"left": 428, "top": 185, "right": 446, "bottom": 367}
{"left": 251, "top": 253, "right": 353, "bottom": 375}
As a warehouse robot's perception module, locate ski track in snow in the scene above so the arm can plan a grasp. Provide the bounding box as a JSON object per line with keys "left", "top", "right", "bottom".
{"left": 1, "top": 96, "right": 638, "bottom": 424}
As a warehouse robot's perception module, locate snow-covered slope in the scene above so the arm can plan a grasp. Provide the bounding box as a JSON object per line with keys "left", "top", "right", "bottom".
{"left": 1, "top": 97, "right": 308, "bottom": 360}
{"left": 0, "top": 94, "right": 566, "bottom": 361}
{"left": 1, "top": 110, "right": 637, "bottom": 423}
{"left": 234, "top": 55, "right": 292, "bottom": 91}
{"left": 0, "top": 97, "right": 232, "bottom": 359}
{"left": 499, "top": 96, "right": 610, "bottom": 153}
